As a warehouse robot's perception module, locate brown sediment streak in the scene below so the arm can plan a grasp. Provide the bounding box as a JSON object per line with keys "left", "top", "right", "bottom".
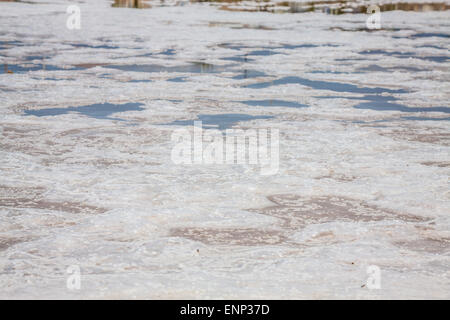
{"left": 380, "top": 130, "right": 450, "bottom": 146}
{"left": 0, "top": 198, "right": 106, "bottom": 214}
{"left": 394, "top": 237, "right": 450, "bottom": 254}
{"left": 0, "top": 186, "right": 106, "bottom": 214}
{"left": 0, "top": 236, "right": 33, "bottom": 251}
{"left": 421, "top": 161, "right": 450, "bottom": 168}
{"left": 247, "top": 194, "right": 430, "bottom": 230}
{"left": 169, "top": 195, "right": 430, "bottom": 247}
{"left": 169, "top": 227, "right": 287, "bottom": 246}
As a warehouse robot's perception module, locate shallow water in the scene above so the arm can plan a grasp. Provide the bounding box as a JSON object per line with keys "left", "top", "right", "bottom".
{"left": 318, "top": 95, "right": 449, "bottom": 114}
{"left": 238, "top": 99, "right": 309, "bottom": 108}
{"left": 1, "top": 63, "right": 81, "bottom": 74}
{"left": 231, "top": 69, "right": 267, "bottom": 80}
{"left": 165, "top": 113, "right": 274, "bottom": 130}
{"left": 354, "top": 101, "right": 450, "bottom": 113}
{"left": 221, "top": 55, "right": 255, "bottom": 62}
{"left": 160, "top": 48, "right": 176, "bottom": 56}
{"left": 401, "top": 116, "right": 450, "bottom": 121}
{"left": 1, "top": 0, "right": 449, "bottom": 300}
{"left": 25, "top": 55, "right": 52, "bottom": 61}
{"left": 69, "top": 43, "right": 120, "bottom": 49}
{"left": 167, "top": 76, "right": 188, "bottom": 82}
{"left": 410, "top": 32, "right": 450, "bottom": 39}
{"left": 127, "top": 79, "right": 152, "bottom": 83}
{"left": 356, "top": 64, "right": 426, "bottom": 72}
{"left": 106, "top": 62, "right": 228, "bottom": 73}
{"left": 24, "top": 102, "right": 145, "bottom": 121}
{"left": 247, "top": 50, "right": 281, "bottom": 56}
{"left": 245, "top": 76, "right": 408, "bottom": 94}
{"left": 359, "top": 49, "right": 449, "bottom": 63}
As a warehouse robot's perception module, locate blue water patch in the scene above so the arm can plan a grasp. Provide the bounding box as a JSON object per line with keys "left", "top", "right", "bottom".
{"left": 164, "top": 113, "right": 274, "bottom": 130}
{"left": 410, "top": 33, "right": 450, "bottom": 39}
{"left": 317, "top": 95, "right": 449, "bottom": 114}
{"left": 238, "top": 100, "right": 308, "bottom": 108}
{"left": 31, "top": 77, "right": 76, "bottom": 81}
{"left": 281, "top": 44, "right": 318, "bottom": 49}
{"left": 308, "top": 70, "right": 354, "bottom": 74}
{"left": 24, "top": 102, "right": 145, "bottom": 121}
{"left": 127, "top": 79, "right": 152, "bottom": 83}
{"left": 0, "top": 40, "right": 24, "bottom": 50}
{"left": 69, "top": 43, "right": 120, "bottom": 49}
{"left": 106, "top": 64, "right": 169, "bottom": 73}
{"left": 218, "top": 43, "right": 338, "bottom": 51}
{"left": 359, "top": 50, "right": 413, "bottom": 57}
{"left": 232, "top": 70, "right": 267, "bottom": 80}
{"left": 1, "top": 64, "right": 81, "bottom": 74}
{"left": 245, "top": 76, "right": 408, "bottom": 94}
{"left": 355, "top": 102, "right": 450, "bottom": 113}
{"left": 359, "top": 50, "right": 449, "bottom": 63}
{"left": 130, "top": 49, "right": 176, "bottom": 58}
{"left": 218, "top": 43, "right": 273, "bottom": 51}
{"left": 247, "top": 50, "right": 280, "bottom": 56}
{"left": 335, "top": 57, "right": 371, "bottom": 62}
{"left": 25, "top": 55, "right": 52, "bottom": 61}
{"left": 420, "top": 56, "right": 449, "bottom": 63}
{"left": 316, "top": 95, "right": 396, "bottom": 101}
{"left": 401, "top": 116, "right": 450, "bottom": 121}
{"left": 167, "top": 76, "right": 188, "bottom": 82}
{"left": 353, "top": 117, "right": 450, "bottom": 124}
{"left": 160, "top": 49, "right": 176, "bottom": 56}
{"left": 221, "top": 56, "right": 255, "bottom": 63}
{"left": 154, "top": 98, "right": 183, "bottom": 103}
{"left": 277, "top": 43, "right": 339, "bottom": 50}
{"left": 357, "top": 64, "right": 426, "bottom": 72}
{"left": 416, "top": 45, "right": 448, "bottom": 50}
{"left": 106, "top": 62, "right": 226, "bottom": 74}
{"left": 134, "top": 52, "right": 153, "bottom": 58}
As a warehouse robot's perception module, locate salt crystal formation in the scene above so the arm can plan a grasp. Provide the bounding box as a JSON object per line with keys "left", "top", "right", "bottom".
{"left": 0, "top": 0, "right": 449, "bottom": 299}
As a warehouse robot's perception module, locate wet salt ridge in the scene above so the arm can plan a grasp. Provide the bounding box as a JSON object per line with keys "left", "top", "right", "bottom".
{"left": 0, "top": 0, "right": 449, "bottom": 299}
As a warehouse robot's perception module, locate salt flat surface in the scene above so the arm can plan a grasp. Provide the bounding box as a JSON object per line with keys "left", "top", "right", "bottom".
{"left": 0, "top": 0, "right": 449, "bottom": 299}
